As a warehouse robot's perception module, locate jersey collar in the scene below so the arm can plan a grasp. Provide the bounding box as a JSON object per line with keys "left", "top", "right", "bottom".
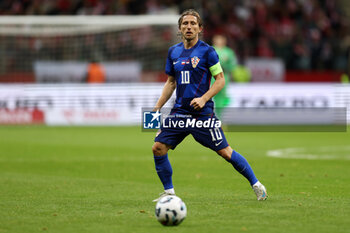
{"left": 182, "top": 39, "right": 201, "bottom": 51}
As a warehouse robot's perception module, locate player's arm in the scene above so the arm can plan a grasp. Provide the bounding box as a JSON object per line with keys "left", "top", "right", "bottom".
{"left": 190, "top": 63, "right": 225, "bottom": 110}
{"left": 153, "top": 75, "right": 176, "bottom": 111}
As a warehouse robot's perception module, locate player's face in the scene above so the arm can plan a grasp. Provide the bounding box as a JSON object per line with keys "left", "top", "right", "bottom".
{"left": 180, "top": 15, "right": 202, "bottom": 41}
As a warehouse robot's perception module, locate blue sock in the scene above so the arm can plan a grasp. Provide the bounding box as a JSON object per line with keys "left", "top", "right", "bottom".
{"left": 154, "top": 154, "right": 173, "bottom": 189}
{"left": 229, "top": 150, "right": 258, "bottom": 186}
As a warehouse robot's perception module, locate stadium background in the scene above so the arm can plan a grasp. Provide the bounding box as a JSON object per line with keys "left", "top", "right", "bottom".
{"left": 0, "top": 1, "right": 350, "bottom": 233}
{"left": 0, "top": 0, "right": 349, "bottom": 126}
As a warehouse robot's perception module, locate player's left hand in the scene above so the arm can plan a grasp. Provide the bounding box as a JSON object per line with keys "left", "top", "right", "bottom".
{"left": 190, "top": 97, "right": 206, "bottom": 110}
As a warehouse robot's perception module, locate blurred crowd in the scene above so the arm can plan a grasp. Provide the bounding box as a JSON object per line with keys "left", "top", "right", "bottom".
{"left": 0, "top": 0, "right": 349, "bottom": 72}
{"left": 201, "top": 0, "right": 350, "bottom": 71}
{"left": 0, "top": 0, "right": 178, "bottom": 15}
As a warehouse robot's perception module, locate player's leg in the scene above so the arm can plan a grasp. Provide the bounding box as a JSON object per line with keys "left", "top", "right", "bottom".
{"left": 216, "top": 146, "right": 258, "bottom": 185}
{"left": 152, "top": 142, "right": 175, "bottom": 200}
{"left": 192, "top": 124, "right": 256, "bottom": 182}
{"left": 217, "top": 146, "right": 268, "bottom": 201}
{"left": 190, "top": 121, "right": 267, "bottom": 201}
{"left": 152, "top": 123, "right": 189, "bottom": 202}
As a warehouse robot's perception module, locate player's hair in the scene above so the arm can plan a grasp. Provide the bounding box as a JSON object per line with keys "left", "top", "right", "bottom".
{"left": 178, "top": 9, "right": 203, "bottom": 29}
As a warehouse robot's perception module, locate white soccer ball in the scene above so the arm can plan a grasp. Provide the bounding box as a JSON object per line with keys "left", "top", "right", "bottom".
{"left": 155, "top": 195, "right": 187, "bottom": 226}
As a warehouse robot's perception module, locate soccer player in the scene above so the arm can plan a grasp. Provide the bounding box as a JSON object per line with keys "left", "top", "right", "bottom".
{"left": 211, "top": 34, "right": 237, "bottom": 118}
{"left": 152, "top": 9, "right": 267, "bottom": 201}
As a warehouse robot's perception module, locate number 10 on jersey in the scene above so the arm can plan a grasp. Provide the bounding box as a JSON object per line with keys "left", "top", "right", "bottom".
{"left": 181, "top": 71, "right": 190, "bottom": 84}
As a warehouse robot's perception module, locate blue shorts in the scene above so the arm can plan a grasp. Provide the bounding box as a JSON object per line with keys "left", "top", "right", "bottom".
{"left": 154, "top": 114, "right": 229, "bottom": 152}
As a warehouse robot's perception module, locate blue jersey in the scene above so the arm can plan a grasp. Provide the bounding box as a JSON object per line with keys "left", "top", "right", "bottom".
{"left": 165, "top": 40, "right": 221, "bottom": 116}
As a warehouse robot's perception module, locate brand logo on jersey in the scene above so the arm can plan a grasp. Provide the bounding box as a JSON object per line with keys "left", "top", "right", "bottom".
{"left": 191, "top": 56, "right": 200, "bottom": 68}
{"left": 143, "top": 110, "right": 161, "bottom": 129}
{"left": 215, "top": 140, "right": 223, "bottom": 146}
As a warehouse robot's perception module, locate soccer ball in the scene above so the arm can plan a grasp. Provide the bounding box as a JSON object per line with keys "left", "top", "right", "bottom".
{"left": 155, "top": 195, "right": 187, "bottom": 226}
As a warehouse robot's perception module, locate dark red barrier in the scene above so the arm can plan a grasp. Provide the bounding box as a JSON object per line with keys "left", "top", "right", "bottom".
{"left": 0, "top": 109, "right": 45, "bottom": 125}
{"left": 0, "top": 73, "right": 35, "bottom": 83}
{"left": 285, "top": 71, "right": 342, "bottom": 82}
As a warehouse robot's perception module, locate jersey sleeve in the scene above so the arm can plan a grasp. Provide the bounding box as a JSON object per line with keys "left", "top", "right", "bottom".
{"left": 165, "top": 47, "right": 175, "bottom": 77}
{"left": 207, "top": 47, "right": 220, "bottom": 67}
{"left": 208, "top": 47, "right": 223, "bottom": 76}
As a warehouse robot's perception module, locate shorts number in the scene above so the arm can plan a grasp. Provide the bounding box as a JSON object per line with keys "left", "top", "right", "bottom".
{"left": 181, "top": 71, "right": 190, "bottom": 84}
{"left": 209, "top": 128, "right": 222, "bottom": 141}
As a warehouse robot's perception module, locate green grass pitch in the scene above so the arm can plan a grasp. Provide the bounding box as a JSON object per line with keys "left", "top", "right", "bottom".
{"left": 0, "top": 126, "right": 349, "bottom": 233}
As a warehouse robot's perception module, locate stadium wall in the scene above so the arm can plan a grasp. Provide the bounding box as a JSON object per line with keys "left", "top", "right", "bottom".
{"left": 0, "top": 83, "right": 349, "bottom": 126}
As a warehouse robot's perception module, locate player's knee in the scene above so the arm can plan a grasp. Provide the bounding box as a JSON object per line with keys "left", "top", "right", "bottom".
{"left": 152, "top": 142, "right": 168, "bottom": 156}
{"left": 217, "top": 146, "right": 233, "bottom": 161}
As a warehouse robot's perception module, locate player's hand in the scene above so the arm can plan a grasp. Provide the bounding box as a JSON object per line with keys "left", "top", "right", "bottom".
{"left": 190, "top": 97, "right": 206, "bottom": 110}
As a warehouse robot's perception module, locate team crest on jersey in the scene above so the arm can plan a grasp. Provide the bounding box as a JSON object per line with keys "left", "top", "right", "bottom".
{"left": 191, "top": 56, "right": 200, "bottom": 68}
